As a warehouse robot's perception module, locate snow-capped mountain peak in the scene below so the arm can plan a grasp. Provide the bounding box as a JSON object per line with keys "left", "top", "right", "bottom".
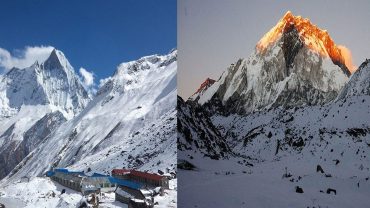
{"left": 257, "top": 11, "right": 352, "bottom": 75}
{"left": 39, "top": 49, "right": 91, "bottom": 117}
{"left": 191, "top": 12, "right": 350, "bottom": 115}
{"left": 0, "top": 48, "right": 90, "bottom": 119}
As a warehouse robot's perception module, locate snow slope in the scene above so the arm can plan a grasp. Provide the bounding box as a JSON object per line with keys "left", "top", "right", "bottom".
{"left": 0, "top": 177, "right": 84, "bottom": 208}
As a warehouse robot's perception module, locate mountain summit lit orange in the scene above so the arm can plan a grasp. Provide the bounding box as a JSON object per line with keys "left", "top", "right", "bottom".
{"left": 257, "top": 11, "right": 356, "bottom": 72}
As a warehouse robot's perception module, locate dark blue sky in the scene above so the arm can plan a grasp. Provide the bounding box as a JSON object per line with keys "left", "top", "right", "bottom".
{"left": 0, "top": 0, "right": 176, "bottom": 81}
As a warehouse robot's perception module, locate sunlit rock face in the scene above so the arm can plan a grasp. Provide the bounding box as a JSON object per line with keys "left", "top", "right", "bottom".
{"left": 189, "top": 78, "right": 216, "bottom": 102}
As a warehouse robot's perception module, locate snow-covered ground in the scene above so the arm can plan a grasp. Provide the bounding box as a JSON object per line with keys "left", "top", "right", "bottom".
{"left": 0, "top": 177, "right": 84, "bottom": 208}
{"left": 179, "top": 151, "right": 370, "bottom": 208}
{"left": 154, "top": 179, "right": 177, "bottom": 208}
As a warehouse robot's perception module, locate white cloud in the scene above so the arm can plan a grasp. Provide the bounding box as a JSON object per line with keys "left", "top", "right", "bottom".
{"left": 79, "top": 67, "right": 97, "bottom": 96}
{"left": 79, "top": 67, "right": 95, "bottom": 87}
{"left": 0, "top": 46, "right": 54, "bottom": 72}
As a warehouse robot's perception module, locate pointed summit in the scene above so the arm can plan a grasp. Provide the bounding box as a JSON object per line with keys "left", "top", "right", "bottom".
{"left": 193, "top": 78, "right": 216, "bottom": 96}
{"left": 282, "top": 10, "right": 293, "bottom": 19}
{"left": 256, "top": 11, "right": 352, "bottom": 75}
{"left": 43, "top": 48, "right": 63, "bottom": 70}
{"left": 42, "top": 48, "right": 74, "bottom": 72}
{"left": 49, "top": 48, "right": 59, "bottom": 60}
{"left": 189, "top": 78, "right": 216, "bottom": 101}
{"left": 32, "top": 60, "right": 39, "bottom": 68}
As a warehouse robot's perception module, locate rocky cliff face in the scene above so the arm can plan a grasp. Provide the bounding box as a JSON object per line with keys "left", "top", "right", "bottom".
{"left": 178, "top": 96, "right": 230, "bottom": 160}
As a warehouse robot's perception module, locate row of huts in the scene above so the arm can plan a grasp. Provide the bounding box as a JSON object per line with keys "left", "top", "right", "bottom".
{"left": 112, "top": 169, "right": 169, "bottom": 189}
{"left": 46, "top": 168, "right": 171, "bottom": 208}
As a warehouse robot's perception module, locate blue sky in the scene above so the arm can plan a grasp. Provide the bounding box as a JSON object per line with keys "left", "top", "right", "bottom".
{"left": 0, "top": 0, "right": 176, "bottom": 85}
